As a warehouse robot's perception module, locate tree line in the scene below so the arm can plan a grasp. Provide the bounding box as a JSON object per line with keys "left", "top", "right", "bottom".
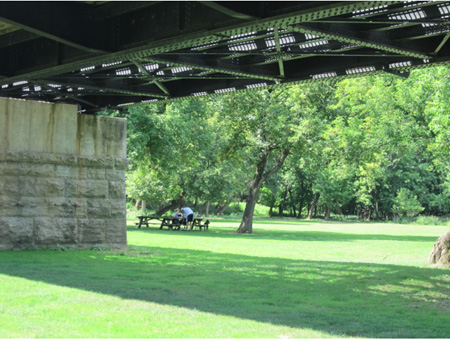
{"left": 110, "top": 66, "right": 450, "bottom": 233}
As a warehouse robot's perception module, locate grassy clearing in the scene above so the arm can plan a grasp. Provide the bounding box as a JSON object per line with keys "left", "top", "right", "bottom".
{"left": 0, "top": 219, "right": 449, "bottom": 338}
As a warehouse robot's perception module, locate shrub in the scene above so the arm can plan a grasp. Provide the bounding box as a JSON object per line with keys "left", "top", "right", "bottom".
{"left": 392, "top": 188, "right": 424, "bottom": 217}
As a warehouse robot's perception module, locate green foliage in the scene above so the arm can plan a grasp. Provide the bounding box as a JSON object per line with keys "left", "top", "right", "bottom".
{"left": 393, "top": 188, "right": 425, "bottom": 217}
{"left": 413, "top": 215, "right": 450, "bottom": 226}
{"left": 115, "top": 66, "right": 450, "bottom": 221}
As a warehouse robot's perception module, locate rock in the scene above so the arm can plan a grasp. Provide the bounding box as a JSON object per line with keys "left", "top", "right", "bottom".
{"left": 428, "top": 231, "right": 450, "bottom": 267}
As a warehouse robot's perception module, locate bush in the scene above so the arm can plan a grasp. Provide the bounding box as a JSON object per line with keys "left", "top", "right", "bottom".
{"left": 330, "top": 214, "right": 361, "bottom": 222}
{"left": 392, "top": 215, "right": 450, "bottom": 226}
{"left": 392, "top": 188, "right": 424, "bottom": 217}
{"left": 414, "top": 216, "right": 444, "bottom": 226}
{"left": 221, "top": 203, "right": 244, "bottom": 216}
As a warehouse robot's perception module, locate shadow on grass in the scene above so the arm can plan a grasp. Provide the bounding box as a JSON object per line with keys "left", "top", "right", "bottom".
{"left": 132, "top": 225, "right": 439, "bottom": 243}
{"left": 1, "top": 246, "right": 449, "bottom": 338}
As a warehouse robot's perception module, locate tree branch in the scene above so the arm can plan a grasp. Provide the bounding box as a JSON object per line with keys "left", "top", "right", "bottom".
{"left": 262, "top": 149, "right": 290, "bottom": 182}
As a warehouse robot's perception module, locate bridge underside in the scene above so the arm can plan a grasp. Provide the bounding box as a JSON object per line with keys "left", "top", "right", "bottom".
{"left": 0, "top": 1, "right": 449, "bottom": 113}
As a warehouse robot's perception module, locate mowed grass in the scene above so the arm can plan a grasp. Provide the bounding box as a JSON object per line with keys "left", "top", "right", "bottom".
{"left": 0, "top": 219, "right": 449, "bottom": 338}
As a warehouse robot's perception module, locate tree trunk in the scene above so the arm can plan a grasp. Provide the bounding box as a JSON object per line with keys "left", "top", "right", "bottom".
{"left": 428, "top": 231, "right": 450, "bottom": 267}
{"left": 205, "top": 201, "right": 210, "bottom": 218}
{"left": 237, "top": 149, "right": 289, "bottom": 233}
{"left": 135, "top": 199, "right": 141, "bottom": 210}
{"left": 288, "top": 188, "right": 296, "bottom": 217}
{"left": 324, "top": 205, "right": 331, "bottom": 220}
{"left": 141, "top": 200, "right": 146, "bottom": 211}
{"left": 375, "top": 197, "right": 379, "bottom": 220}
{"left": 237, "top": 186, "right": 260, "bottom": 233}
{"left": 278, "top": 204, "right": 283, "bottom": 217}
{"left": 269, "top": 204, "right": 274, "bottom": 217}
{"left": 308, "top": 193, "right": 320, "bottom": 220}
{"left": 297, "top": 201, "right": 303, "bottom": 219}
{"left": 279, "top": 185, "right": 289, "bottom": 217}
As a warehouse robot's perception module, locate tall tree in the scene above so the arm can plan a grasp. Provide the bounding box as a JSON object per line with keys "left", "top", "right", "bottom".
{"left": 218, "top": 88, "right": 301, "bottom": 233}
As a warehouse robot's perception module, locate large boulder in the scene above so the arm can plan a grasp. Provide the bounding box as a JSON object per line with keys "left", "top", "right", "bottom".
{"left": 428, "top": 231, "right": 450, "bottom": 267}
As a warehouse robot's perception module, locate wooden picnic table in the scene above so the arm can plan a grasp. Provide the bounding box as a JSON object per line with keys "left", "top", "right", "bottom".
{"left": 159, "top": 216, "right": 183, "bottom": 230}
{"left": 136, "top": 215, "right": 162, "bottom": 228}
{"left": 159, "top": 217, "right": 210, "bottom": 231}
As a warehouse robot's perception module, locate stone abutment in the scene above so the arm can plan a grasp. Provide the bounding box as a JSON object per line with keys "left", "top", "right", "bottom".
{"left": 0, "top": 98, "right": 127, "bottom": 250}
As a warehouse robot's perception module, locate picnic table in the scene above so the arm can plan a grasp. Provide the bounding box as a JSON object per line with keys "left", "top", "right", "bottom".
{"left": 159, "top": 217, "right": 210, "bottom": 231}
{"left": 159, "top": 216, "right": 183, "bottom": 230}
{"left": 136, "top": 215, "right": 162, "bottom": 228}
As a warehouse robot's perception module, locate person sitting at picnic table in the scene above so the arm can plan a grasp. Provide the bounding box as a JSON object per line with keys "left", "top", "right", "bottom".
{"left": 172, "top": 210, "right": 181, "bottom": 218}
{"left": 180, "top": 207, "right": 194, "bottom": 231}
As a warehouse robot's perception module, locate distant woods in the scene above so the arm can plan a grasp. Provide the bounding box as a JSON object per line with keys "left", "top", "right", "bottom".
{"left": 114, "top": 66, "right": 450, "bottom": 230}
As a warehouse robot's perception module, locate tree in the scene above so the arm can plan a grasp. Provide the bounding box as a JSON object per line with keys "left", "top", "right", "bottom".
{"left": 110, "top": 65, "right": 450, "bottom": 233}
{"left": 422, "top": 66, "right": 450, "bottom": 213}
{"left": 124, "top": 99, "right": 214, "bottom": 211}
{"left": 328, "top": 72, "right": 443, "bottom": 219}
{"left": 218, "top": 88, "right": 302, "bottom": 233}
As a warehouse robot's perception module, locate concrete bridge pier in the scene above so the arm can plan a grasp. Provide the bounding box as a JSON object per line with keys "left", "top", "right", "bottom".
{"left": 0, "top": 98, "right": 127, "bottom": 250}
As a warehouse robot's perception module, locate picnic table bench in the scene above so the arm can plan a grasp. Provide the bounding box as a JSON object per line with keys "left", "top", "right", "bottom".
{"left": 191, "top": 218, "right": 210, "bottom": 231}
{"left": 136, "top": 215, "right": 162, "bottom": 228}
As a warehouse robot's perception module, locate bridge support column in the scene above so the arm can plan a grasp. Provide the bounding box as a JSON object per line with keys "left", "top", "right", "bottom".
{"left": 0, "top": 98, "right": 127, "bottom": 250}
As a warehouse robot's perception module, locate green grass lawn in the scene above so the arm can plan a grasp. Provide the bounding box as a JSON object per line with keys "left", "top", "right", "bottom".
{"left": 1, "top": 219, "right": 449, "bottom": 338}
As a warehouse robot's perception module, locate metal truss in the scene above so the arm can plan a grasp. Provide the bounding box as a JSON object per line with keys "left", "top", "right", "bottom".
{"left": 0, "top": 1, "right": 449, "bottom": 113}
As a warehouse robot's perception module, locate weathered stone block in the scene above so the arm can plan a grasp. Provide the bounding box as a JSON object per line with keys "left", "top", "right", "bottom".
{"left": 81, "top": 180, "right": 108, "bottom": 198}
{"left": 13, "top": 197, "right": 48, "bottom": 217}
{"left": 78, "top": 219, "right": 105, "bottom": 244}
{"left": 76, "top": 114, "right": 126, "bottom": 158}
{"left": 28, "top": 164, "right": 56, "bottom": 178}
{"left": 20, "top": 151, "right": 41, "bottom": 164}
{"left": 0, "top": 162, "right": 30, "bottom": 176}
{"left": 86, "top": 168, "right": 106, "bottom": 180}
{"left": 0, "top": 195, "right": 14, "bottom": 216}
{"left": 65, "top": 180, "right": 108, "bottom": 198}
{"left": 47, "top": 198, "right": 80, "bottom": 217}
{"left": 78, "top": 155, "right": 114, "bottom": 169}
{"left": 87, "top": 199, "right": 111, "bottom": 218}
{"left": 64, "top": 179, "right": 77, "bottom": 197}
{"left": 34, "top": 217, "right": 77, "bottom": 245}
{"left": 0, "top": 217, "right": 34, "bottom": 248}
{"left": 104, "top": 218, "right": 127, "bottom": 245}
{"left": 114, "top": 157, "right": 129, "bottom": 170}
{"left": 48, "top": 153, "right": 77, "bottom": 166}
{"left": 55, "top": 165, "right": 79, "bottom": 179}
{"left": 110, "top": 199, "right": 126, "bottom": 218}
{"left": 106, "top": 169, "right": 126, "bottom": 181}
{"left": 109, "top": 181, "right": 126, "bottom": 199}
{"left": 74, "top": 198, "right": 87, "bottom": 217}
{"left": 3, "top": 151, "right": 24, "bottom": 163}
{"left": 2, "top": 176, "right": 21, "bottom": 196}
{"left": 22, "top": 177, "right": 65, "bottom": 197}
